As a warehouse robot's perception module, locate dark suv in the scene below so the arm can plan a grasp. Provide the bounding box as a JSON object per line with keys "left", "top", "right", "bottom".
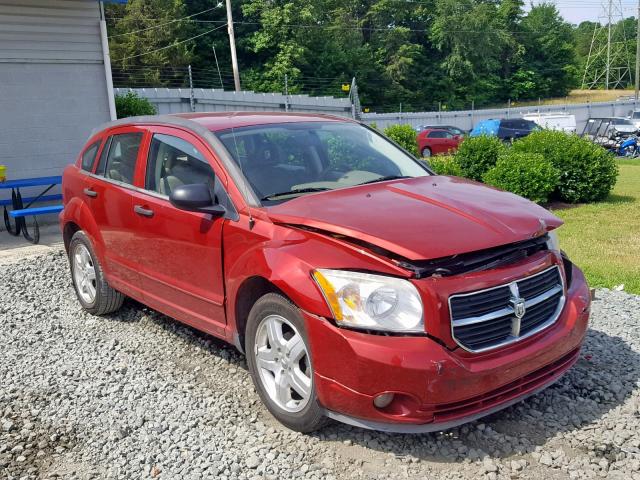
{"left": 470, "top": 118, "right": 539, "bottom": 142}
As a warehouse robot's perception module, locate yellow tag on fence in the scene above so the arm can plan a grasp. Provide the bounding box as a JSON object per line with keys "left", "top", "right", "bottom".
{"left": 0, "top": 165, "right": 6, "bottom": 182}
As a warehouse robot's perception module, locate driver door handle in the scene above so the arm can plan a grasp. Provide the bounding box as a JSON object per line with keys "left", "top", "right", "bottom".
{"left": 134, "top": 205, "right": 154, "bottom": 218}
{"left": 83, "top": 188, "right": 98, "bottom": 198}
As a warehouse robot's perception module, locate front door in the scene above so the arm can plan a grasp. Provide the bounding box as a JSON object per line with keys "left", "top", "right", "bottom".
{"left": 128, "top": 127, "right": 228, "bottom": 336}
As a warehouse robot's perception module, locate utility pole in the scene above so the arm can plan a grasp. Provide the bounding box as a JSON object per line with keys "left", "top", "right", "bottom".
{"left": 225, "top": 0, "right": 241, "bottom": 91}
{"left": 636, "top": 0, "right": 640, "bottom": 100}
{"left": 606, "top": 0, "right": 613, "bottom": 89}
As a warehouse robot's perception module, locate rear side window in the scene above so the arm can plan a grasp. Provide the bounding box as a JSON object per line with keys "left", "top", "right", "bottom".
{"left": 81, "top": 141, "right": 101, "bottom": 171}
{"left": 103, "top": 133, "right": 143, "bottom": 185}
{"left": 145, "top": 134, "right": 213, "bottom": 196}
{"left": 428, "top": 131, "right": 452, "bottom": 139}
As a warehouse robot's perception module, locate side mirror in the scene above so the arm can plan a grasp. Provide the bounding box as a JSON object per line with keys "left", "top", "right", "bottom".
{"left": 169, "top": 183, "right": 225, "bottom": 216}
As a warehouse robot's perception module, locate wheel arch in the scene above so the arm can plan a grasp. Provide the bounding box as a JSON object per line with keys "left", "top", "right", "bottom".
{"left": 61, "top": 197, "right": 106, "bottom": 265}
{"left": 233, "top": 275, "right": 292, "bottom": 353}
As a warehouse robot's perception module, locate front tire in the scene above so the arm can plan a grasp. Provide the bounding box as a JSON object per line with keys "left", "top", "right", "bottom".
{"left": 245, "top": 293, "right": 326, "bottom": 432}
{"left": 69, "top": 231, "right": 124, "bottom": 315}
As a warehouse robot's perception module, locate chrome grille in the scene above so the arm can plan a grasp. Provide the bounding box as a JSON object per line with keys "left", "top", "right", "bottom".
{"left": 449, "top": 266, "right": 565, "bottom": 352}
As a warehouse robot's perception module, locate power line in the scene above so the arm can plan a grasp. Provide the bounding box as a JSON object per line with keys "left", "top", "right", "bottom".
{"left": 113, "top": 23, "right": 228, "bottom": 62}
{"left": 108, "top": 5, "right": 222, "bottom": 39}
{"left": 107, "top": 17, "right": 585, "bottom": 34}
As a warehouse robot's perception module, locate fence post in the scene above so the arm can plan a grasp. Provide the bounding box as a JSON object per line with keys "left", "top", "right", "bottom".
{"left": 471, "top": 100, "right": 474, "bottom": 128}
{"left": 349, "top": 77, "right": 361, "bottom": 120}
{"left": 188, "top": 65, "right": 195, "bottom": 113}
{"left": 284, "top": 74, "right": 289, "bottom": 112}
{"left": 507, "top": 98, "right": 511, "bottom": 118}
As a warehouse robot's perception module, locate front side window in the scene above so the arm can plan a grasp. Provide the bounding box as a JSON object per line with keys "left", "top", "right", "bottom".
{"left": 103, "top": 133, "right": 143, "bottom": 185}
{"left": 216, "top": 121, "right": 429, "bottom": 203}
{"left": 145, "top": 133, "right": 214, "bottom": 195}
{"left": 81, "top": 140, "right": 101, "bottom": 171}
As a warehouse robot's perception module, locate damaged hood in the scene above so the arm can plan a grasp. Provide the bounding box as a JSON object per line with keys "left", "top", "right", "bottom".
{"left": 267, "top": 176, "right": 562, "bottom": 261}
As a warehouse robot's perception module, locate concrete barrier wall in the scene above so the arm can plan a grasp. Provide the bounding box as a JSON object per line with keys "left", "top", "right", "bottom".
{"left": 115, "top": 88, "right": 353, "bottom": 117}
{"left": 361, "top": 99, "right": 640, "bottom": 132}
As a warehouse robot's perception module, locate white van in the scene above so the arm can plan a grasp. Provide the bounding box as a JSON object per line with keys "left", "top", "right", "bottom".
{"left": 627, "top": 109, "right": 640, "bottom": 129}
{"left": 523, "top": 112, "right": 577, "bottom": 133}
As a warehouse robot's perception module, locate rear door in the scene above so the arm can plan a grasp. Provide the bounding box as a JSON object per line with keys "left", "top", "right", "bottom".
{"left": 127, "top": 126, "right": 230, "bottom": 336}
{"left": 441, "top": 131, "right": 458, "bottom": 153}
{"left": 427, "top": 130, "right": 447, "bottom": 154}
{"left": 84, "top": 127, "right": 146, "bottom": 295}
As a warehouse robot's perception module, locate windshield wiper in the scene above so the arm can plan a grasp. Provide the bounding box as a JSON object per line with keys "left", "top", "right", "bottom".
{"left": 356, "top": 175, "right": 411, "bottom": 186}
{"left": 260, "top": 187, "right": 331, "bottom": 201}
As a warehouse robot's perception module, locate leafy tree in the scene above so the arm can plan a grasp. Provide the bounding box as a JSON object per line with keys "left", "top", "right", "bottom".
{"left": 516, "top": 3, "right": 576, "bottom": 99}
{"left": 104, "top": 0, "right": 595, "bottom": 109}
{"left": 106, "top": 0, "right": 195, "bottom": 87}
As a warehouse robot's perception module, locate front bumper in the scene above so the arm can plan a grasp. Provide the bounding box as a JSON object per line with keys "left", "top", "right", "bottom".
{"left": 304, "top": 263, "right": 590, "bottom": 432}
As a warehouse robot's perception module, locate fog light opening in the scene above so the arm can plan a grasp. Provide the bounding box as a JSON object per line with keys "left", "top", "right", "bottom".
{"left": 373, "top": 392, "right": 395, "bottom": 409}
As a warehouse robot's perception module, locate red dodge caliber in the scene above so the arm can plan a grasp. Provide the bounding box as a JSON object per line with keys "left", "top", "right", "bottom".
{"left": 60, "top": 112, "right": 590, "bottom": 433}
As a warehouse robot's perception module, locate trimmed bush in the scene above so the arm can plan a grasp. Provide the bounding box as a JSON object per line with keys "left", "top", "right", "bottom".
{"left": 454, "top": 135, "right": 506, "bottom": 181}
{"left": 383, "top": 124, "right": 419, "bottom": 156}
{"left": 427, "top": 155, "right": 463, "bottom": 176}
{"left": 483, "top": 152, "right": 560, "bottom": 204}
{"left": 511, "top": 130, "right": 618, "bottom": 203}
{"left": 115, "top": 91, "right": 157, "bottom": 119}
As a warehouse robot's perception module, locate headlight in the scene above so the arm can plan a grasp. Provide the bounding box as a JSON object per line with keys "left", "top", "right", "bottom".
{"left": 312, "top": 269, "right": 424, "bottom": 333}
{"left": 546, "top": 229, "right": 560, "bottom": 252}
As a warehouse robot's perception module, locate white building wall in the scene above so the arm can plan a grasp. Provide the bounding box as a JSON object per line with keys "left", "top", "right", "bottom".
{"left": 0, "top": 0, "right": 111, "bottom": 188}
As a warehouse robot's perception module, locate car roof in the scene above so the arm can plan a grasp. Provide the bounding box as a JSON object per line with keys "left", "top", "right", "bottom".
{"left": 423, "top": 128, "right": 452, "bottom": 133}
{"left": 171, "top": 111, "right": 354, "bottom": 131}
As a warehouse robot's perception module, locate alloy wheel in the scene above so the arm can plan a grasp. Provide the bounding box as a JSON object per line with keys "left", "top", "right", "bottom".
{"left": 254, "top": 314, "right": 312, "bottom": 413}
{"left": 73, "top": 243, "right": 97, "bottom": 304}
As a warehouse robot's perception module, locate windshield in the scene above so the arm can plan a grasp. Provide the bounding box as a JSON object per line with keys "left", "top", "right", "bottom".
{"left": 215, "top": 121, "right": 429, "bottom": 204}
{"left": 613, "top": 118, "right": 633, "bottom": 126}
{"left": 632, "top": 112, "right": 640, "bottom": 119}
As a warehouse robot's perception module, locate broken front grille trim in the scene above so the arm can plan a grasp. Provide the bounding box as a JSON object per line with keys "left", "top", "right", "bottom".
{"left": 448, "top": 265, "right": 566, "bottom": 353}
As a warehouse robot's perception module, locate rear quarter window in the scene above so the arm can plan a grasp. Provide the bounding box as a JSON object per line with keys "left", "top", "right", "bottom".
{"left": 80, "top": 141, "right": 101, "bottom": 171}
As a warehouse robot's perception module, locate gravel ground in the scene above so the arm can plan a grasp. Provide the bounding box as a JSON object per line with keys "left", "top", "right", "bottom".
{"left": 1, "top": 250, "right": 639, "bottom": 480}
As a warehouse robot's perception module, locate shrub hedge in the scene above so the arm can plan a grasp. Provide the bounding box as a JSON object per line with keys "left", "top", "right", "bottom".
{"left": 454, "top": 135, "right": 506, "bottom": 181}
{"left": 115, "top": 91, "right": 157, "bottom": 119}
{"left": 483, "top": 152, "right": 559, "bottom": 204}
{"left": 511, "top": 130, "right": 618, "bottom": 203}
{"left": 427, "top": 155, "right": 463, "bottom": 176}
{"left": 383, "top": 124, "right": 419, "bottom": 156}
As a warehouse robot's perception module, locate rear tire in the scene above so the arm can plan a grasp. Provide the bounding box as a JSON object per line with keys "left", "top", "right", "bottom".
{"left": 421, "top": 147, "right": 432, "bottom": 158}
{"left": 69, "top": 231, "right": 124, "bottom": 315}
{"left": 245, "top": 293, "right": 327, "bottom": 432}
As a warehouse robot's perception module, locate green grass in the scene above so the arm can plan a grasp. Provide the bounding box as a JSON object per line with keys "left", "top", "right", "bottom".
{"left": 551, "top": 159, "right": 640, "bottom": 294}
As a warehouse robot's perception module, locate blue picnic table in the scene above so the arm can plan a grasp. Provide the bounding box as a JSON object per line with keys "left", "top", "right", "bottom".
{"left": 1, "top": 175, "right": 63, "bottom": 244}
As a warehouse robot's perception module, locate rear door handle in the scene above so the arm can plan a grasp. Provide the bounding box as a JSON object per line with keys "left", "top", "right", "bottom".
{"left": 83, "top": 188, "right": 97, "bottom": 198}
{"left": 134, "top": 205, "right": 154, "bottom": 218}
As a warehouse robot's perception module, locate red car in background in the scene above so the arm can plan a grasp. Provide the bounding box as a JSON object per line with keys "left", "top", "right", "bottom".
{"left": 417, "top": 128, "right": 463, "bottom": 157}
{"left": 60, "top": 112, "right": 590, "bottom": 433}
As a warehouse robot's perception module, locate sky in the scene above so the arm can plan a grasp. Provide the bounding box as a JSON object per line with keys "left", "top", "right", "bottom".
{"left": 529, "top": 1, "right": 637, "bottom": 25}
